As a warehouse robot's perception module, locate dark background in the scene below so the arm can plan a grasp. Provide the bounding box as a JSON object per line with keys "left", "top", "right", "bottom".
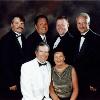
{"left": 0, "top": 0, "right": 100, "bottom": 38}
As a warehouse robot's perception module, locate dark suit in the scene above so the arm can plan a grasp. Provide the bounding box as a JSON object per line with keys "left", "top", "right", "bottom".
{"left": 51, "top": 32, "right": 76, "bottom": 64}
{"left": 0, "top": 30, "right": 26, "bottom": 99}
{"left": 25, "top": 31, "right": 52, "bottom": 61}
{"left": 72, "top": 29, "right": 100, "bottom": 99}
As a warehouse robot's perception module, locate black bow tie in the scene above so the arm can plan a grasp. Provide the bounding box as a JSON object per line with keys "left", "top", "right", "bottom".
{"left": 81, "top": 35, "right": 86, "bottom": 38}
{"left": 16, "top": 34, "right": 21, "bottom": 38}
{"left": 38, "top": 62, "right": 47, "bottom": 67}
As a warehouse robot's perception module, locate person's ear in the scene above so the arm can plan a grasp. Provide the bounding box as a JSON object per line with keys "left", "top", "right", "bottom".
{"left": 35, "top": 25, "right": 37, "bottom": 30}
{"left": 67, "top": 23, "right": 69, "bottom": 28}
{"left": 11, "top": 23, "right": 13, "bottom": 28}
{"left": 64, "top": 56, "right": 65, "bottom": 61}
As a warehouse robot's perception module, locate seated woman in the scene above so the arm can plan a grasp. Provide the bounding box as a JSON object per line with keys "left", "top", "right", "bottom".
{"left": 50, "top": 50, "right": 78, "bottom": 100}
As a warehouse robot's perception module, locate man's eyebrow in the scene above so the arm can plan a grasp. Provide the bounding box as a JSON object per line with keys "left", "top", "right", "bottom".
{"left": 39, "top": 50, "right": 48, "bottom": 52}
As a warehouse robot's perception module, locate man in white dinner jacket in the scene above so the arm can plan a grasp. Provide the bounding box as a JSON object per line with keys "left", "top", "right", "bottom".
{"left": 20, "top": 42, "right": 52, "bottom": 100}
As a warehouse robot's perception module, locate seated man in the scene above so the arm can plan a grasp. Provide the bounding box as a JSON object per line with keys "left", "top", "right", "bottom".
{"left": 20, "top": 42, "right": 52, "bottom": 100}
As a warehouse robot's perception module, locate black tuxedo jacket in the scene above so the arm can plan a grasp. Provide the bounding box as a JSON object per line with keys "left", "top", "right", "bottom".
{"left": 25, "top": 31, "right": 52, "bottom": 61}
{"left": 73, "top": 29, "right": 100, "bottom": 94}
{"left": 0, "top": 30, "right": 26, "bottom": 92}
{"left": 51, "top": 32, "right": 77, "bottom": 64}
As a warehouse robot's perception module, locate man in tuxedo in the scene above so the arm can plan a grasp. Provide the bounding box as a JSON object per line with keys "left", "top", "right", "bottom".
{"left": 51, "top": 16, "right": 76, "bottom": 65}
{"left": 25, "top": 15, "right": 51, "bottom": 61}
{"left": 0, "top": 15, "right": 26, "bottom": 100}
{"left": 73, "top": 12, "right": 100, "bottom": 99}
{"left": 21, "top": 42, "right": 52, "bottom": 100}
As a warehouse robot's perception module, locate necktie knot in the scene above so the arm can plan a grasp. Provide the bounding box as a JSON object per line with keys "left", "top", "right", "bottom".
{"left": 38, "top": 62, "right": 47, "bottom": 67}
{"left": 43, "top": 37, "right": 46, "bottom": 43}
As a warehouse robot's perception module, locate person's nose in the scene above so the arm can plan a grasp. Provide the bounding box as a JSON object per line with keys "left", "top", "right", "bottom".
{"left": 80, "top": 23, "right": 85, "bottom": 28}
{"left": 56, "top": 57, "right": 60, "bottom": 61}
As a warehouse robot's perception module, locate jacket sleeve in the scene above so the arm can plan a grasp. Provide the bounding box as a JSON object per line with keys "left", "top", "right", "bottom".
{"left": 21, "top": 63, "right": 35, "bottom": 100}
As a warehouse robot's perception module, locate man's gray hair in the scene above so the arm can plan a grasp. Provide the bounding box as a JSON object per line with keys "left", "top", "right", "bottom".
{"left": 77, "top": 12, "right": 90, "bottom": 24}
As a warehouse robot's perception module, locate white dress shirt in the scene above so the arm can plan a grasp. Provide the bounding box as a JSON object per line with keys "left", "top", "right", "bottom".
{"left": 79, "top": 36, "right": 85, "bottom": 52}
{"left": 79, "top": 32, "right": 88, "bottom": 52}
{"left": 15, "top": 32, "right": 22, "bottom": 48}
{"left": 20, "top": 58, "right": 52, "bottom": 100}
{"left": 53, "top": 37, "right": 61, "bottom": 49}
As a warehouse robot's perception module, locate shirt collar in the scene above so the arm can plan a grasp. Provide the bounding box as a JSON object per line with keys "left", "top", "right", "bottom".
{"left": 36, "top": 58, "right": 47, "bottom": 64}
{"left": 81, "top": 30, "right": 89, "bottom": 36}
{"left": 40, "top": 35, "right": 46, "bottom": 40}
{"left": 15, "top": 32, "right": 21, "bottom": 37}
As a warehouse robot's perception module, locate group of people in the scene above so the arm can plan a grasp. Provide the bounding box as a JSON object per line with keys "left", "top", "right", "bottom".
{"left": 0, "top": 12, "right": 100, "bottom": 100}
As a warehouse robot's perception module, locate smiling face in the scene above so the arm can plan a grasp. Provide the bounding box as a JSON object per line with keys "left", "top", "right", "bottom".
{"left": 76, "top": 16, "right": 90, "bottom": 33}
{"left": 35, "top": 45, "right": 49, "bottom": 63}
{"left": 35, "top": 18, "right": 48, "bottom": 35}
{"left": 11, "top": 17, "right": 24, "bottom": 33}
{"left": 56, "top": 18, "right": 69, "bottom": 36}
{"left": 54, "top": 51, "right": 65, "bottom": 66}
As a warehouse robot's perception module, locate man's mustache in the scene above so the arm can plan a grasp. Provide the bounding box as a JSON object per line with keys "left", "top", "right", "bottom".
{"left": 17, "top": 27, "right": 24, "bottom": 30}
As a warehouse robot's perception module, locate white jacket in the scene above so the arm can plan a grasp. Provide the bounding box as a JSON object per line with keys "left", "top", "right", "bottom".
{"left": 20, "top": 58, "right": 52, "bottom": 100}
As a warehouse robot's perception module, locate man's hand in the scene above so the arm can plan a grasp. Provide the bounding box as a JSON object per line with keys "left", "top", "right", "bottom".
{"left": 9, "top": 85, "right": 17, "bottom": 91}
{"left": 90, "top": 85, "right": 96, "bottom": 92}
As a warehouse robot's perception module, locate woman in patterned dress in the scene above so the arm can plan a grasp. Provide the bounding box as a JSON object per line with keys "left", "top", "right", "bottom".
{"left": 50, "top": 50, "right": 78, "bottom": 100}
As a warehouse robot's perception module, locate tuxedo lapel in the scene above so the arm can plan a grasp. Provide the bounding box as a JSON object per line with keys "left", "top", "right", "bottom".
{"left": 11, "top": 31, "right": 24, "bottom": 58}
{"left": 78, "top": 30, "right": 91, "bottom": 56}
{"left": 12, "top": 31, "right": 22, "bottom": 50}
{"left": 79, "top": 38, "right": 88, "bottom": 55}
{"left": 16, "top": 37, "right": 22, "bottom": 48}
